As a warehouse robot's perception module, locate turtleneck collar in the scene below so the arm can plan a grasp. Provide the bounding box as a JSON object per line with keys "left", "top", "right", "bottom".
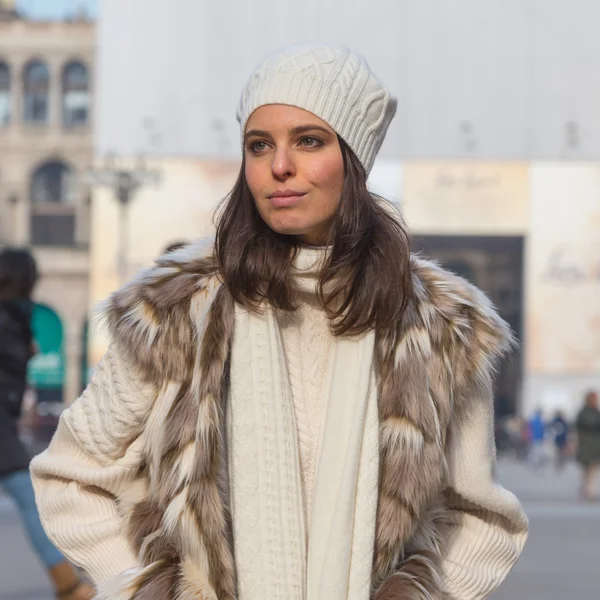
{"left": 290, "top": 246, "right": 329, "bottom": 294}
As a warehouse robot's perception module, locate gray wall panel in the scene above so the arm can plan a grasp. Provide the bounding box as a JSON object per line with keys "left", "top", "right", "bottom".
{"left": 97, "top": 0, "right": 600, "bottom": 160}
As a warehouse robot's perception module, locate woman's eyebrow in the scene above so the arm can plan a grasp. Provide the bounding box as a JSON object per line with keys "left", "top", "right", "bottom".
{"left": 244, "top": 129, "right": 271, "bottom": 141}
{"left": 290, "top": 125, "right": 332, "bottom": 136}
{"left": 244, "top": 124, "right": 332, "bottom": 142}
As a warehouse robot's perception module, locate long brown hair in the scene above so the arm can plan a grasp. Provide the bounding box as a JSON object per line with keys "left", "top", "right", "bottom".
{"left": 214, "top": 138, "right": 413, "bottom": 336}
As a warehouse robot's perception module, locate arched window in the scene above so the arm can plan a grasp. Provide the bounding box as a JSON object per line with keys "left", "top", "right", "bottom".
{"left": 0, "top": 61, "right": 10, "bottom": 125}
{"left": 30, "top": 160, "right": 76, "bottom": 246}
{"left": 23, "top": 60, "right": 50, "bottom": 123}
{"left": 31, "top": 160, "right": 76, "bottom": 204}
{"left": 62, "top": 61, "right": 89, "bottom": 127}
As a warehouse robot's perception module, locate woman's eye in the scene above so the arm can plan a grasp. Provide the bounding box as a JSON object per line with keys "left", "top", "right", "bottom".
{"left": 250, "top": 141, "right": 268, "bottom": 153}
{"left": 300, "top": 136, "right": 323, "bottom": 148}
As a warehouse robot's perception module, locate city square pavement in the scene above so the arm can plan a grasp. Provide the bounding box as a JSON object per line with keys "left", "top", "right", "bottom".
{"left": 1, "top": 459, "right": 598, "bottom": 599}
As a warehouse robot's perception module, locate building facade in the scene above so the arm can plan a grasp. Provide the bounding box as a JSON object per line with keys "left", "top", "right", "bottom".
{"left": 89, "top": 0, "right": 600, "bottom": 418}
{"left": 0, "top": 2, "right": 94, "bottom": 405}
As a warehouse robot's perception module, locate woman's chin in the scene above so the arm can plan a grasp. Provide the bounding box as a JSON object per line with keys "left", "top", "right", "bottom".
{"left": 265, "top": 219, "right": 311, "bottom": 238}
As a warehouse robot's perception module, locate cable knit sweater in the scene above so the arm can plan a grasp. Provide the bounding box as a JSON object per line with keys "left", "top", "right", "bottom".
{"left": 29, "top": 243, "right": 528, "bottom": 600}
{"left": 276, "top": 291, "right": 334, "bottom": 530}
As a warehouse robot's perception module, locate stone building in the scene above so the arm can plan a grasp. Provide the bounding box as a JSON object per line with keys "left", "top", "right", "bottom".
{"left": 0, "top": 1, "right": 94, "bottom": 405}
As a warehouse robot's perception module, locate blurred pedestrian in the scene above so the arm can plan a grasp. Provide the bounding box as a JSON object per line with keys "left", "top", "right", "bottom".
{"left": 518, "top": 417, "right": 532, "bottom": 461}
{"left": 575, "top": 390, "right": 600, "bottom": 501}
{"left": 0, "top": 248, "right": 93, "bottom": 600}
{"left": 528, "top": 408, "right": 547, "bottom": 469}
{"left": 550, "top": 410, "right": 569, "bottom": 470}
{"left": 30, "top": 44, "right": 527, "bottom": 599}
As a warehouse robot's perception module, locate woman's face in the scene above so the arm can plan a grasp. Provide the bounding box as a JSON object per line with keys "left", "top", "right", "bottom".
{"left": 244, "top": 105, "right": 344, "bottom": 246}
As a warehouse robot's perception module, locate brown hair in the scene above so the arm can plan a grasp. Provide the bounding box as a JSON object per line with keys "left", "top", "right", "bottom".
{"left": 0, "top": 247, "right": 38, "bottom": 302}
{"left": 214, "top": 138, "right": 413, "bottom": 336}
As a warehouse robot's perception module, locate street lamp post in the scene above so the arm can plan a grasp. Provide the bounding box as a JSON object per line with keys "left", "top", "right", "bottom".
{"left": 85, "top": 157, "right": 160, "bottom": 285}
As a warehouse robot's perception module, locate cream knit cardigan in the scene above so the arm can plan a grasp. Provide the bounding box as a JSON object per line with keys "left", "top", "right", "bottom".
{"left": 30, "top": 249, "right": 528, "bottom": 599}
{"left": 226, "top": 249, "right": 379, "bottom": 599}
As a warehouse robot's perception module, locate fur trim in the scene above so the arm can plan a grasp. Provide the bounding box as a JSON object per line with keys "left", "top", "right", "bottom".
{"left": 103, "top": 246, "right": 512, "bottom": 599}
{"left": 93, "top": 562, "right": 167, "bottom": 600}
{"left": 371, "top": 257, "right": 512, "bottom": 596}
{"left": 106, "top": 242, "right": 236, "bottom": 599}
{"left": 103, "top": 240, "right": 220, "bottom": 383}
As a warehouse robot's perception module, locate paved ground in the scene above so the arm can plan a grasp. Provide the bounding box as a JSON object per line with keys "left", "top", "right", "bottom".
{"left": 490, "top": 460, "right": 600, "bottom": 600}
{"left": 0, "top": 459, "right": 598, "bottom": 599}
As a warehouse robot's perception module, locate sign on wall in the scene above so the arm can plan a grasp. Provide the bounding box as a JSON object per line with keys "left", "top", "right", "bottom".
{"left": 402, "top": 162, "right": 530, "bottom": 235}
{"left": 527, "top": 164, "right": 600, "bottom": 373}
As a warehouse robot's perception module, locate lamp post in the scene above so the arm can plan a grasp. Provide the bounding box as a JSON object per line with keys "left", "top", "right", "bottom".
{"left": 85, "top": 156, "right": 160, "bottom": 284}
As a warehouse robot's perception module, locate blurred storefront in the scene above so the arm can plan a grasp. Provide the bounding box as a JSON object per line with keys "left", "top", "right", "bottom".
{"left": 525, "top": 164, "right": 600, "bottom": 418}
{"left": 402, "top": 161, "right": 600, "bottom": 418}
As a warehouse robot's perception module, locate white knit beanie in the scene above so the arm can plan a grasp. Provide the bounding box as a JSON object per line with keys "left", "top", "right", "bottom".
{"left": 237, "top": 44, "right": 397, "bottom": 175}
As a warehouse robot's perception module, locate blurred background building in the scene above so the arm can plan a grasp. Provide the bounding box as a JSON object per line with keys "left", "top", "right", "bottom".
{"left": 89, "top": 0, "right": 600, "bottom": 420}
{"left": 0, "top": 0, "right": 597, "bottom": 419}
{"left": 0, "top": 0, "right": 94, "bottom": 406}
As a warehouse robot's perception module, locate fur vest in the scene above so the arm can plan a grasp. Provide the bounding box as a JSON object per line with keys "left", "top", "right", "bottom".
{"left": 102, "top": 243, "right": 512, "bottom": 600}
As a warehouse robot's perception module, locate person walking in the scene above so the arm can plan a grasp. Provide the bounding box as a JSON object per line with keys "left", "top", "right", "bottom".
{"left": 0, "top": 248, "right": 93, "bottom": 599}
{"left": 528, "top": 409, "right": 547, "bottom": 469}
{"left": 30, "top": 44, "right": 527, "bottom": 600}
{"left": 550, "top": 410, "right": 569, "bottom": 471}
{"left": 575, "top": 390, "right": 600, "bottom": 501}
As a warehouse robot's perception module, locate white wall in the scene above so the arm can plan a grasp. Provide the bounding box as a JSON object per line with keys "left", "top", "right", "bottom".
{"left": 98, "top": 0, "right": 600, "bottom": 160}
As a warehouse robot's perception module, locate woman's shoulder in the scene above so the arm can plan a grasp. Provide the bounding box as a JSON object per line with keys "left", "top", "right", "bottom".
{"left": 102, "top": 239, "right": 222, "bottom": 383}
{"left": 408, "top": 254, "right": 515, "bottom": 373}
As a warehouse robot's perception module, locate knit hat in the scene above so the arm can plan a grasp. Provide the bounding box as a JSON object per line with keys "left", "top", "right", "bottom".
{"left": 237, "top": 44, "right": 397, "bottom": 175}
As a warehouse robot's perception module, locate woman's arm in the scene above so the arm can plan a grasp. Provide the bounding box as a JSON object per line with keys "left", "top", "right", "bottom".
{"left": 373, "top": 376, "right": 528, "bottom": 600}
{"left": 30, "top": 345, "right": 157, "bottom": 585}
{"left": 438, "top": 376, "right": 529, "bottom": 599}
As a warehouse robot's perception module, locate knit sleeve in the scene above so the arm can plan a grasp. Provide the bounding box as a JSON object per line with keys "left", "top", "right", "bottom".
{"left": 439, "top": 375, "right": 529, "bottom": 599}
{"left": 30, "top": 345, "right": 157, "bottom": 585}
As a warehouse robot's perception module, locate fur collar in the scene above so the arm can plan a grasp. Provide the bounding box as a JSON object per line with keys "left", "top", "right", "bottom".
{"left": 105, "top": 240, "right": 511, "bottom": 385}
{"left": 100, "top": 240, "right": 512, "bottom": 600}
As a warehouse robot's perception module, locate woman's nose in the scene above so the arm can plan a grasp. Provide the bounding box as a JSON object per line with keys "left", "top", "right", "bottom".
{"left": 271, "top": 148, "right": 296, "bottom": 180}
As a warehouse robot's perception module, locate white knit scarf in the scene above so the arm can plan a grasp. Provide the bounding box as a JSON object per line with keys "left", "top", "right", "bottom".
{"left": 227, "top": 247, "right": 379, "bottom": 600}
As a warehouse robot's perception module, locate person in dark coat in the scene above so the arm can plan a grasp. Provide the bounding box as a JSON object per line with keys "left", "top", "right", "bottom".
{"left": 550, "top": 410, "right": 570, "bottom": 470}
{"left": 575, "top": 390, "right": 600, "bottom": 501}
{"left": 0, "top": 248, "right": 93, "bottom": 599}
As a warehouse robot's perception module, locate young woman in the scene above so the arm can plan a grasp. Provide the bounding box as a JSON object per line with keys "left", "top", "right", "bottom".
{"left": 0, "top": 248, "right": 93, "bottom": 600}
{"left": 31, "top": 44, "right": 528, "bottom": 600}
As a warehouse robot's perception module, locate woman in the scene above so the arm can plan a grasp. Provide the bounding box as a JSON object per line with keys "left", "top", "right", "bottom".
{"left": 31, "top": 44, "right": 528, "bottom": 599}
{"left": 0, "top": 248, "right": 93, "bottom": 599}
{"left": 575, "top": 390, "right": 600, "bottom": 500}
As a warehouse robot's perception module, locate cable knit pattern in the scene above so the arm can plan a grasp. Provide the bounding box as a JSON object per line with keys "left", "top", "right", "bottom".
{"left": 231, "top": 247, "right": 379, "bottom": 600}
{"left": 229, "top": 306, "right": 306, "bottom": 600}
{"left": 237, "top": 44, "right": 397, "bottom": 174}
{"left": 226, "top": 314, "right": 263, "bottom": 599}
{"left": 66, "top": 346, "right": 156, "bottom": 464}
{"left": 440, "top": 377, "right": 528, "bottom": 599}
{"left": 29, "top": 346, "right": 156, "bottom": 584}
{"left": 347, "top": 394, "right": 379, "bottom": 599}
{"left": 276, "top": 291, "right": 333, "bottom": 529}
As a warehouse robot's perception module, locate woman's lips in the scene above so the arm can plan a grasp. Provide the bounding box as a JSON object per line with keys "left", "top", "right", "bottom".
{"left": 269, "top": 193, "right": 306, "bottom": 208}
